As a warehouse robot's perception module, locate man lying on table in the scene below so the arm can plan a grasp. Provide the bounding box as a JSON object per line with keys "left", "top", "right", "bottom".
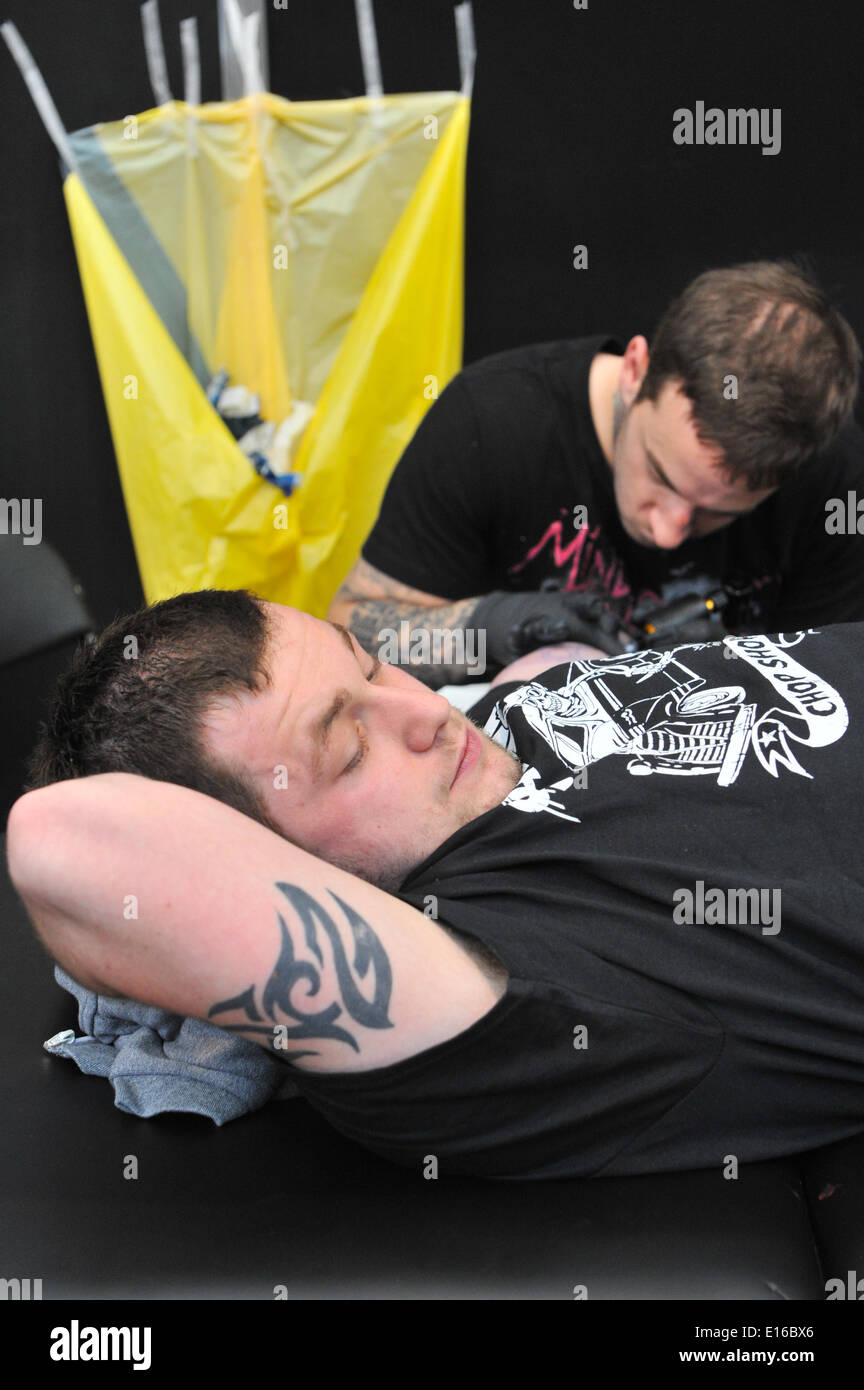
{"left": 7, "top": 589, "right": 864, "bottom": 1179}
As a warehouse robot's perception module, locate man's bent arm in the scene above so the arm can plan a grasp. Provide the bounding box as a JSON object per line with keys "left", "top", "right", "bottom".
{"left": 329, "top": 557, "right": 486, "bottom": 688}
{"left": 330, "top": 557, "right": 616, "bottom": 684}
{"left": 6, "top": 774, "right": 504, "bottom": 1074}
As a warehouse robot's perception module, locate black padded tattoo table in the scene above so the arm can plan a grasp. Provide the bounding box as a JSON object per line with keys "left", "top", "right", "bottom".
{"left": 2, "top": 833, "right": 862, "bottom": 1301}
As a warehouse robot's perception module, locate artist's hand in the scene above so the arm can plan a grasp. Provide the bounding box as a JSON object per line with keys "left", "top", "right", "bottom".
{"left": 471, "top": 589, "right": 625, "bottom": 667}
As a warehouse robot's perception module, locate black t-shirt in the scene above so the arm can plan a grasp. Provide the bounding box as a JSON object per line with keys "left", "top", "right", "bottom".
{"left": 362, "top": 336, "right": 864, "bottom": 633}
{"left": 294, "top": 626, "right": 864, "bottom": 1179}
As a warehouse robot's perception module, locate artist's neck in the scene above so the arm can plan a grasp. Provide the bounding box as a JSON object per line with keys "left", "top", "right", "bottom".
{"left": 588, "top": 351, "right": 622, "bottom": 466}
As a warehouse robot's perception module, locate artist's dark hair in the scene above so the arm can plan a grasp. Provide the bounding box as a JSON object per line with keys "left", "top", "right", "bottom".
{"left": 636, "top": 260, "right": 861, "bottom": 489}
{"left": 26, "top": 588, "right": 281, "bottom": 834}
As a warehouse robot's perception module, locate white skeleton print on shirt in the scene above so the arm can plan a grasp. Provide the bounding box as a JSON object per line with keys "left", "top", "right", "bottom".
{"left": 483, "top": 632, "right": 849, "bottom": 821}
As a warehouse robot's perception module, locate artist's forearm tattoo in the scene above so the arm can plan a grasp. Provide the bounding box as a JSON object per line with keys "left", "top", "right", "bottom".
{"left": 208, "top": 882, "right": 393, "bottom": 1062}
{"left": 344, "top": 595, "right": 484, "bottom": 688}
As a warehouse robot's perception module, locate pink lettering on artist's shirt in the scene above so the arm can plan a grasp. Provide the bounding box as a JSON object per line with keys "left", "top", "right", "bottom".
{"left": 508, "top": 517, "right": 657, "bottom": 619}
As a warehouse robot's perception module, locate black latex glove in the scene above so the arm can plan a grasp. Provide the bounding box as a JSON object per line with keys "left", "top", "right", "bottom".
{"left": 470, "top": 589, "right": 627, "bottom": 666}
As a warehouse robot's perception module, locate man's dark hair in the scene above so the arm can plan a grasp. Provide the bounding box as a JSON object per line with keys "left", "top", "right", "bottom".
{"left": 26, "top": 588, "right": 282, "bottom": 835}
{"left": 636, "top": 259, "right": 862, "bottom": 489}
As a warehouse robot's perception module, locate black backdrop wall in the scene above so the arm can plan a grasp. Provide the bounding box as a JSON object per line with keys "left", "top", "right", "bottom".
{"left": 1, "top": 0, "right": 862, "bottom": 627}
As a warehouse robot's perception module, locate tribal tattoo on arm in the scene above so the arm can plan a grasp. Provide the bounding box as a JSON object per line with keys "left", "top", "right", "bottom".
{"left": 208, "top": 882, "right": 394, "bottom": 1063}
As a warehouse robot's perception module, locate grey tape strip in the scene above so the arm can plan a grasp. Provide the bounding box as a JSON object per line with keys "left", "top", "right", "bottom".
{"left": 354, "top": 0, "right": 383, "bottom": 99}
{"left": 180, "top": 17, "right": 201, "bottom": 106}
{"left": 454, "top": 2, "right": 476, "bottom": 98}
{"left": 68, "top": 127, "right": 211, "bottom": 390}
{"left": 0, "top": 21, "right": 78, "bottom": 174}
{"left": 141, "top": 0, "right": 174, "bottom": 106}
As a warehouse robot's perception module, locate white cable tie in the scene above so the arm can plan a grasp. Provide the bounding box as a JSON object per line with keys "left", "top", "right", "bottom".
{"left": 354, "top": 0, "right": 383, "bottom": 99}
{"left": 0, "top": 21, "right": 78, "bottom": 173}
{"left": 180, "top": 16, "right": 201, "bottom": 106}
{"left": 223, "top": 0, "right": 266, "bottom": 96}
{"left": 454, "top": 2, "right": 476, "bottom": 98}
{"left": 141, "top": 0, "right": 174, "bottom": 106}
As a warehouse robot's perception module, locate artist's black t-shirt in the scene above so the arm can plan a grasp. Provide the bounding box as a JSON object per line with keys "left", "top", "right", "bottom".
{"left": 294, "top": 626, "right": 864, "bottom": 1179}
{"left": 362, "top": 336, "right": 864, "bottom": 633}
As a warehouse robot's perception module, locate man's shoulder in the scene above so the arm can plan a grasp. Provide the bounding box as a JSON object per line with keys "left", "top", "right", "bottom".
{"left": 399, "top": 336, "right": 618, "bottom": 473}
{"left": 759, "top": 416, "right": 864, "bottom": 531}
{"left": 457, "top": 334, "right": 621, "bottom": 394}
{"left": 788, "top": 417, "right": 864, "bottom": 493}
{"left": 827, "top": 416, "right": 864, "bottom": 477}
{"left": 431, "top": 335, "right": 621, "bottom": 457}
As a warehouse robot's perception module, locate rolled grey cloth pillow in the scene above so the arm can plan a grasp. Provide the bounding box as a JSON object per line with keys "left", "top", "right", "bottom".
{"left": 44, "top": 966, "right": 299, "bottom": 1124}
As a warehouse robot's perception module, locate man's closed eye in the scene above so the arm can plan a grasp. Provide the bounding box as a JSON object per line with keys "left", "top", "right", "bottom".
{"left": 341, "top": 661, "right": 380, "bottom": 774}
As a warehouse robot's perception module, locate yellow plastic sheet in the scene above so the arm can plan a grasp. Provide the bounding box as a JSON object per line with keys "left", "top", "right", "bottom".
{"left": 63, "top": 91, "right": 469, "bottom": 613}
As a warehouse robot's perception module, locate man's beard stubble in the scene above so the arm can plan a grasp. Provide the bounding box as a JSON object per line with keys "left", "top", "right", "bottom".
{"left": 338, "top": 733, "right": 524, "bottom": 895}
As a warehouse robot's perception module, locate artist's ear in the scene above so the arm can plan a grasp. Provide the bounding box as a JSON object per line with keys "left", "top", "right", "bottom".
{"left": 618, "top": 335, "right": 650, "bottom": 406}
